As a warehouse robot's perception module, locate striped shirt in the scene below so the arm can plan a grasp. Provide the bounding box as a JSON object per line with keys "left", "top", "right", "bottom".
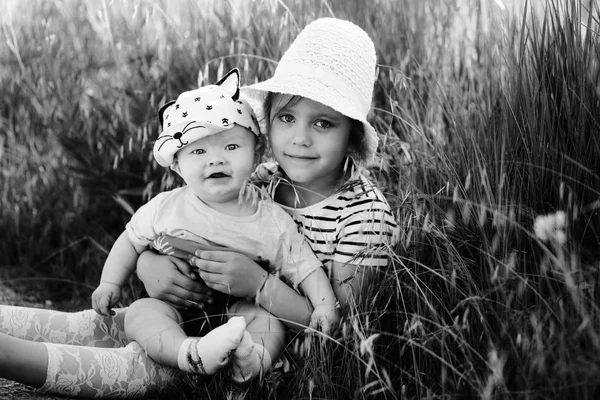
{"left": 260, "top": 164, "right": 399, "bottom": 270}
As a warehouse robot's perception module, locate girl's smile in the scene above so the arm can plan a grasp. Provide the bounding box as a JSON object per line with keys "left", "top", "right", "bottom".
{"left": 284, "top": 153, "right": 318, "bottom": 161}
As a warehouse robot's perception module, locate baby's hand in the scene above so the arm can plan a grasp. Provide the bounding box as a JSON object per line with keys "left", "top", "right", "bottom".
{"left": 91, "top": 282, "right": 121, "bottom": 316}
{"left": 308, "top": 303, "right": 341, "bottom": 336}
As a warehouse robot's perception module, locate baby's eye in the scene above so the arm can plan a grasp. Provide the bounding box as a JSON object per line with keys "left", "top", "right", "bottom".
{"left": 278, "top": 114, "right": 295, "bottom": 123}
{"left": 315, "top": 120, "right": 333, "bottom": 129}
{"left": 191, "top": 148, "right": 205, "bottom": 155}
{"left": 225, "top": 144, "right": 239, "bottom": 151}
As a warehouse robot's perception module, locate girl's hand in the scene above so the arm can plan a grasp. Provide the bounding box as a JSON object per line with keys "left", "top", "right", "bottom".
{"left": 308, "top": 304, "right": 341, "bottom": 336}
{"left": 192, "top": 250, "right": 268, "bottom": 298}
{"left": 136, "top": 251, "right": 214, "bottom": 309}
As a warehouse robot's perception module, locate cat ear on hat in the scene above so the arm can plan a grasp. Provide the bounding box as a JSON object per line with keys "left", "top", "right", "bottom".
{"left": 158, "top": 100, "right": 176, "bottom": 128}
{"left": 215, "top": 68, "right": 240, "bottom": 101}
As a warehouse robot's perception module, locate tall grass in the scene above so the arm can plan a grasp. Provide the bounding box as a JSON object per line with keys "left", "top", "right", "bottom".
{"left": 1, "top": 0, "right": 599, "bottom": 398}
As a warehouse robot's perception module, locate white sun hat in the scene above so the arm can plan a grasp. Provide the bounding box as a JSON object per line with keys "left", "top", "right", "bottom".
{"left": 242, "top": 17, "right": 379, "bottom": 165}
{"left": 154, "top": 68, "right": 260, "bottom": 167}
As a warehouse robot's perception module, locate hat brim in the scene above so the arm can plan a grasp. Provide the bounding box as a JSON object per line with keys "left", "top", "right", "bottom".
{"left": 154, "top": 122, "right": 243, "bottom": 167}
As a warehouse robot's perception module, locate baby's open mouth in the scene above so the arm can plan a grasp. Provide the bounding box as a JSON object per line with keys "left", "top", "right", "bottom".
{"left": 207, "top": 172, "right": 229, "bottom": 179}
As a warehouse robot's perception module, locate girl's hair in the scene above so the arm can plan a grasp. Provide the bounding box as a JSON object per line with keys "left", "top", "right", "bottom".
{"left": 253, "top": 128, "right": 267, "bottom": 165}
{"left": 263, "top": 92, "right": 366, "bottom": 164}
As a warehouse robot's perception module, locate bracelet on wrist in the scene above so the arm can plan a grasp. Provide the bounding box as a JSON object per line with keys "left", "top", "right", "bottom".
{"left": 256, "top": 273, "right": 269, "bottom": 296}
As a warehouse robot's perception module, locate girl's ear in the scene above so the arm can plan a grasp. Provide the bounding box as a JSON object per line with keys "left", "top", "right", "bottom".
{"left": 215, "top": 68, "right": 240, "bottom": 101}
{"left": 170, "top": 159, "right": 183, "bottom": 177}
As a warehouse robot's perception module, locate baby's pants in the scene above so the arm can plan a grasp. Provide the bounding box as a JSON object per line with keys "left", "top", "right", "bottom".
{"left": 0, "top": 305, "right": 182, "bottom": 398}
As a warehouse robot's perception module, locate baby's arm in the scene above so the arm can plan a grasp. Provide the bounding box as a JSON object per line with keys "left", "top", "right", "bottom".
{"left": 299, "top": 268, "right": 340, "bottom": 335}
{"left": 92, "top": 231, "right": 146, "bottom": 316}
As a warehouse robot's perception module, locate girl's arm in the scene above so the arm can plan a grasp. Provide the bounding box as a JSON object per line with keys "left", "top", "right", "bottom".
{"left": 331, "top": 202, "right": 398, "bottom": 315}
{"left": 193, "top": 250, "right": 314, "bottom": 330}
{"left": 256, "top": 273, "right": 314, "bottom": 330}
{"left": 329, "top": 260, "right": 377, "bottom": 316}
{"left": 193, "top": 251, "right": 383, "bottom": 327}
{"left": 298, "top": 268, "right": 340, "bottom": 334}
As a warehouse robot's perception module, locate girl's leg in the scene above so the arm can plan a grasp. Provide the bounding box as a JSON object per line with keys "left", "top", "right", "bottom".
{"left": 125, "top": 298, "right": 246, "bottom": 374}
{"left": 0, "top": 305, "right": 128, "bottom": 347}
{"left": 41, "top": 340, "right": 180, "bottom": 398}
{"left": 0, "top": 331, "right": 47, "bottom": 387}
{"left": 228, "top": 300, "right": 286, "bottom": 383}
{"left": 0, "top": 305, "right": 181, "bottom": 398}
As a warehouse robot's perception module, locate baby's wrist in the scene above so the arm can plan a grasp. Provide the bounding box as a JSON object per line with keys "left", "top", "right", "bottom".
{"left": 100, "top": 280, "right": 121, "bottom": 289}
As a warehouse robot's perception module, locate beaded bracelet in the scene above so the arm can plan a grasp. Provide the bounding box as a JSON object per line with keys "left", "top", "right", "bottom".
{"left": 256, "top": 273, "right": 270, "bottom": 296}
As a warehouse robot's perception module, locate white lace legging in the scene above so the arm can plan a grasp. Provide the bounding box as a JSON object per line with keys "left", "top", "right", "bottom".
{"left": 0, "top": 305, "right": 182, "bottom": 398}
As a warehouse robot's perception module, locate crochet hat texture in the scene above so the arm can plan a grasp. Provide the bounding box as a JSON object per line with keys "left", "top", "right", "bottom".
{"left": 154, "top": 68, "right": 260, "bottom": 167}
{"left": 242, "top": 18, "right": 379, "bottom": 165}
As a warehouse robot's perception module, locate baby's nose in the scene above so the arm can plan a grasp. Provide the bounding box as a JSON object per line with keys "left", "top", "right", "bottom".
{"left": 208, "top": 158, "right": 225, "bottom": 166}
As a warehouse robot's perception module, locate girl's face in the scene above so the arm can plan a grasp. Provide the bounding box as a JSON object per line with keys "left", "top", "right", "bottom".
{"left": 268, "top": 95, "right": 351, "bottom": 195}
{"left": 172, "top": 126, "right": 256, "bottom": 208}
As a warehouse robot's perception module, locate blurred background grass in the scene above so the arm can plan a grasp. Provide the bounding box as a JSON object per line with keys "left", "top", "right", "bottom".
{"left": 1, "top": 0, "right": 599, "bottom": 398}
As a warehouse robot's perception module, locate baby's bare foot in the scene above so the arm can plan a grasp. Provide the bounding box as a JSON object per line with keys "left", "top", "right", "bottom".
{"left": 231, "top": 331, "right": 272, "bottom": 383}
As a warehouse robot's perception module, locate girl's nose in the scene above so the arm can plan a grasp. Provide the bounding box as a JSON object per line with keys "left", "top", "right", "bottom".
{"left": 291, "top": 125, "right": 311, "bottom": 146}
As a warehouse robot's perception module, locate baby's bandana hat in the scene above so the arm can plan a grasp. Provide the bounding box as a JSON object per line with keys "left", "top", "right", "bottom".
{"left": 242, "top": 18, "right": 379, "bottom": 165}
{"left": 154, "top": 68, "right": 260, "bottom": 167}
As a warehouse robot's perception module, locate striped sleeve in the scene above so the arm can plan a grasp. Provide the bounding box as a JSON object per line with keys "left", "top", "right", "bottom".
{"left": 335, "top": 195, "right": 398, "bottom": 267}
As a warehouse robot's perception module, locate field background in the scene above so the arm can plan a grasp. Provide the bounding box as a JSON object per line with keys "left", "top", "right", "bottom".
{"left": 1, "top": 0, "right": 599, "bottom": 399}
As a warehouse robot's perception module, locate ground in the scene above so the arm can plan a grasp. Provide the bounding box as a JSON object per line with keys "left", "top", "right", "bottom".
{"left": 0, "top": 379, "right": 72, "bottom": 400}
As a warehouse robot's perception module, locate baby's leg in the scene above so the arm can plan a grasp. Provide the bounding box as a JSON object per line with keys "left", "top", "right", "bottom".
{"left": 228, "top": 299, "right": 286, "bottom": 383}
{"left": 124, "top": 298, "right": 186, "bottom": 368}
{"left": 125, "top": 298, "right": 246, "bottom": 374}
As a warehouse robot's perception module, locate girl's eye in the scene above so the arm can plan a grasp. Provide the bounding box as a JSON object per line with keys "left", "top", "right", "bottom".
{"left": 278, "top": 114, "right": 295, "bottom": 123}
{"left": 315, "top": 120, "right": 333, "bottom": 129}
{"left": 225, "top": 144, "right": 239, "bottom": 151}
{"left": 191, "top": 148, "right": 205, "bottom": 155}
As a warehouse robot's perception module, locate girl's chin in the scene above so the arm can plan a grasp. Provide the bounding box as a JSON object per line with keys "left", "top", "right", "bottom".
{"left": 282, "top": 172, "right": 315, "bottom": 185}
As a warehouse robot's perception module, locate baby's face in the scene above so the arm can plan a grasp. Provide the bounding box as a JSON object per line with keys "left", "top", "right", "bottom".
{"left": 173, "top": 125, "right": 256, "bottom": 206}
